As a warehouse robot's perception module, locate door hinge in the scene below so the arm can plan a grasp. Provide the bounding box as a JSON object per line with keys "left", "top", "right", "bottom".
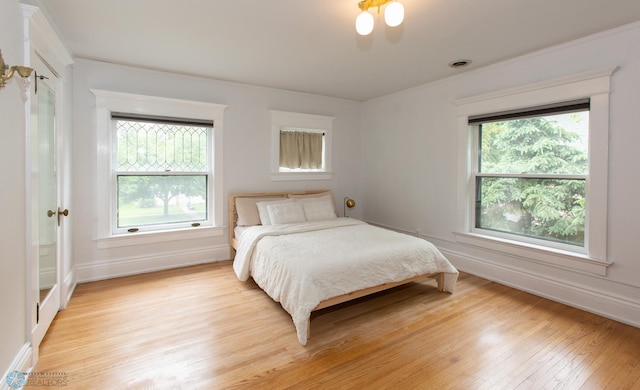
{"left": 36, "top": 301, "right": 40, "bottom": 324}
{"left": 34, "top": 71, "right": 49, "bottom": 94}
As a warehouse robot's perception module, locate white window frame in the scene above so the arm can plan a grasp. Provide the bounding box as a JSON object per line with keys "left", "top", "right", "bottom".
{"left": 92, "top": 90, "right": 227, "bottom": 248}
{"left": 454, "top": 67, "right": 616, "bottom": 276}
{"left": 112, "top": 115, "right": 213, "bottom": 234}
{"left": 470, "top": 103, "right": 589, "bottom": 252}
{"left": 270, "top": 110, "right": 334, "bottom": 181}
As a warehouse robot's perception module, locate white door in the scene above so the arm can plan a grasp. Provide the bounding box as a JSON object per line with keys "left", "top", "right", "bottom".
{"left": 29, "top": 53, "right": 65, "bottom": 357}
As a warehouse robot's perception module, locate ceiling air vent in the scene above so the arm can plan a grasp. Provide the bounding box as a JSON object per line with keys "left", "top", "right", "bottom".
{"left": 448, "top": 59, "right": 472, "bottom": 68}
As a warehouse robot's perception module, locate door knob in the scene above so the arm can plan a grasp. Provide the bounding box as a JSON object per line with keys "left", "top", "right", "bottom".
{"left": 56, "top": 207, "right": 69, "bottom": 226}
{"left": 47, "top": 210, "right": 55, "bottom": 218}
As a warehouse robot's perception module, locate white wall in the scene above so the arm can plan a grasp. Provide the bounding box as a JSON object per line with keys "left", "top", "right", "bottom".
{"left": 5, "top": 3, "right": 637, "bottom": 380}
{"left": 361, "top": 23, "right": 640, "bottom": 326}
{"left": 0, "top": 0, "right": 30, "bottom": 379}
{"left": 71, "top": 59, "right": 364, "bottom": 281}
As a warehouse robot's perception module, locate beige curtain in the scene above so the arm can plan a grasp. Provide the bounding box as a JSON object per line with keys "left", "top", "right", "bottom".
{"left": 279, "top": 131, "right": 323, "bottom": 169}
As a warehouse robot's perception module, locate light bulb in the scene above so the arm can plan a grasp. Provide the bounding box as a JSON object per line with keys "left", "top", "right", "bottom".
{"left": 384, "top": 1, "right": 404, "bottom": 27}
{"left": 356, "top": 11, "right": 374, "bottom": 35}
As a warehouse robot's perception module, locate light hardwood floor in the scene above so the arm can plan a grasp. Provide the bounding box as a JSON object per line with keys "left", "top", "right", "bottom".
{"left": 32, "top": 261, "right": 640, "bottom": 389}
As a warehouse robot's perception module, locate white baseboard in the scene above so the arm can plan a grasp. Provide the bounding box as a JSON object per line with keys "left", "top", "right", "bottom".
{"left": 1, "top": 343, "right": 32, "bottom": 390}
{"left": 363, "top": 221, "right": 640, "bottom": 329}
{"left": 61, "top": 268, "right": 77, "bottom": 309}
{"left": 443, "top": 248, "right": 640, "bottom": 329}
{"left": 75, "top": 244, "right": 230, "bottom": 283}
{"left": 38, "top": 266, "right": 56, "bottom": 290}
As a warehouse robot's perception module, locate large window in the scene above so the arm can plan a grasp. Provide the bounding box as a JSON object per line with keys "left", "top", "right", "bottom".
{"left": 455, "top": 67, "right": 615, "bottom": 275}
{"left": 114, "top": 115, "right": 212, "bottom": 232}
{"left": 93, "top": 90, "right": 226, "bottom": 246}
{"left": 471, "top": 100, "right": 589, "bottom": 249}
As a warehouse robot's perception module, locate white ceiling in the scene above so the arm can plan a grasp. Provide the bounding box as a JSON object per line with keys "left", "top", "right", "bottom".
{"left": 42, "top": 0, "right": 640, "bottom": 101}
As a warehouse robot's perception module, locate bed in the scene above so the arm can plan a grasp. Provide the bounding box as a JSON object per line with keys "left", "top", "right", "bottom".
{"left": 229, "top": 190, "right": 459, "bottom": 345}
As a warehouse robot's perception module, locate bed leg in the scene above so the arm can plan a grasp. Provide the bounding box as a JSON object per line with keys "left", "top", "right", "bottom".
{"left": 436, "top": 273, "right": 445, "bottom": 292}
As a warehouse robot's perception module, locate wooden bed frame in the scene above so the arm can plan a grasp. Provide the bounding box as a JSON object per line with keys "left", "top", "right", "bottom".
{"left": 229, "top": 190, "right": 446, "bottom": 337}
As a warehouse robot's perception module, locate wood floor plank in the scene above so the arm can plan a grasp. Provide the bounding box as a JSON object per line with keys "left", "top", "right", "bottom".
{"left": 30, "top": 262, "right": 640, "bottom": 389}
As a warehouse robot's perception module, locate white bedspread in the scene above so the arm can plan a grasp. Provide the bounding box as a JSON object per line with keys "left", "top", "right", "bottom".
{"left": 233, "top": 218, "right": 458, "bottom": 345}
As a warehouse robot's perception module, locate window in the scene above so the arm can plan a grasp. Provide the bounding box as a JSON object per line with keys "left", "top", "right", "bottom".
{"left": 113, "top": 114, "right": 212, "bottom": 233}
{"left": 270, "top": 110, "right": 334, "bottom": 181}
{"left": 279, "top": 128, "right": 325, "bottom": 171}
{"left": 454, "top": 67, "right": 616, "bottom": 275}
{"left": 92, "top": 90, "right": 227, "bottom": 247}
{"left": 471, "top": 100, "right": 589, "bottom": 249}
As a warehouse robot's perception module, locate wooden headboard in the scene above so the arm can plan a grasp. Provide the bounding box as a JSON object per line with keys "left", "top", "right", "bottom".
{"left": 228, "top": 190, "right": 332, "bottom": 259}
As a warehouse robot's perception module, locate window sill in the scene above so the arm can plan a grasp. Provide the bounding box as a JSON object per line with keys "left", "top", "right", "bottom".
{"left": 271, "top": 171, "right": 333, "bottom": 181}
{"left": 95, "top": 226, "right": 225, "bottom": 249}
{"left": 454, "top": 232, "right": 611, "bottom": 276}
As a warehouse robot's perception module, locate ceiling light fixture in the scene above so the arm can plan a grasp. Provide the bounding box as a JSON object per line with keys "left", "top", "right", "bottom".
{"left": 356, "top": 0, "right": 405, "bottom": 36}
{"left": 0, "top": 50, "right": 34, "bottom": 89}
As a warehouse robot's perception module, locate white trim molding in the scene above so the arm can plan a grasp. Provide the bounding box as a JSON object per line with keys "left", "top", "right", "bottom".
{"left": 61, "top": 268, "right": 76, "bottom": 310}
{"left": 21, "top": 4, "right": 73, "bottom": 75}
{"left": 364, "top": 221, "right": 638, "bottom": 330}
{"left": 91, "top": 89, "right": 227, "bottom": 244}
{"left": 95, "top": 226, "right": 224, "bottom": 249}
{"left": 76, "top": 244, "right": 230, "bottom": 283}
{"left": 454, "top": 66, "right": 617, "bottom": 275}
{"left": 270, "top": 110, "right": 335, "bottom": 181}
{"left": 442, "top": 247, "right": 640, "bottom": 329}
{"left": 454, "top": 232, "right": 609, "bottom": 276}
{"left": 1, "top": 344, "right": 32, "bottom": 390}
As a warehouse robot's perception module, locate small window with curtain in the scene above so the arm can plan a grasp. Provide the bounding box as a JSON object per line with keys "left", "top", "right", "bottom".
{"left": 279, "top": 128, "right": 325, "bottom": 171}
{"left": 113, "top": 113, "right": 213, "bottom": 233}
{"left": 270, "top": 110, "right": 334, "bottom": 180}
{"left": 470, "top": 99, "right": 590, "bottom": 249}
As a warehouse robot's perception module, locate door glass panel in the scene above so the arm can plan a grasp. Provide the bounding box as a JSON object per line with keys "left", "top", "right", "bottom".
{"left": 37, "top": 80, "right": 56, "bottom": 302}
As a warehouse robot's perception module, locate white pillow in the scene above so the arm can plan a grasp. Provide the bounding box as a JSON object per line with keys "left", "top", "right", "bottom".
{"left": 300, "top": 199, "right": 337, "bottom": 221}
{"left": 267, "top": 202, "right": 307, "bottom": 225}
{"left": 291, "top": 193, "right": 336, "bottom": 214}
{"left": 256, "top": 199, "right": 294, "bottom": 225}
